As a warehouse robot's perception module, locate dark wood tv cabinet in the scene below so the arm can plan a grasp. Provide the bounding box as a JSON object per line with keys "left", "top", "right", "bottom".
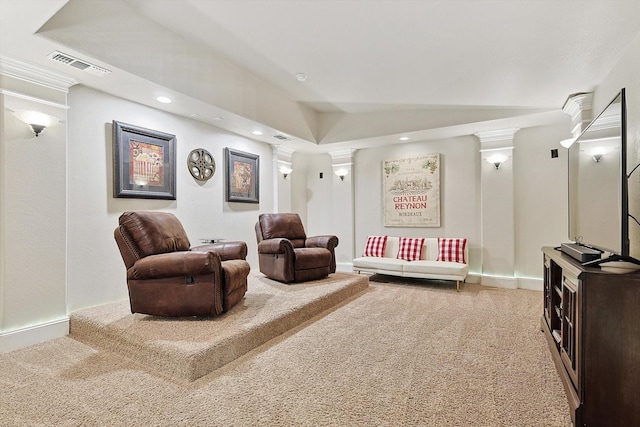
{"left": 541, "top": 247, "right": 640, "bottom": 426}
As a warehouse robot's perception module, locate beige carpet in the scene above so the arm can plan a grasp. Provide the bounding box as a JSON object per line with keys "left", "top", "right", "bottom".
{"left": 69, "top": 272, "right": 369, "bottom": 382}
{"left": 0, "top": 275, "right": 571, "bottom": 426}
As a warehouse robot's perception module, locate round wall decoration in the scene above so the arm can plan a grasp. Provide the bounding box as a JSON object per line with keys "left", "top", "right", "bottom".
{"left": 187, "top": 148, "right": 215, "bottom": 181}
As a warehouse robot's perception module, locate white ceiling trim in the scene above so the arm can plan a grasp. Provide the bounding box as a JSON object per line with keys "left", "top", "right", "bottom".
{"left": 0, "top": 55, "right": 79, "bottom": 92}
{"left": 0, "top": 88, "right": 70, "bottom": 110}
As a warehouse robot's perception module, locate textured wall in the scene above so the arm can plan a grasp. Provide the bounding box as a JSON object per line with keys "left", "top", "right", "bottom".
{"left": 592, "top": 33, "right": 640, "bottom": 260}
{"left": 66, "top": 86, "right": 274, "bottom": 312}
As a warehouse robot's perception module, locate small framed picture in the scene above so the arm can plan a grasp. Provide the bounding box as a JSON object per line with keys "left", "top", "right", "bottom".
{"left": 224, "top": 148, "right": 259, "bottom": 203}
{"left": 112, "top": 121, "right": 176, "bottom": 199}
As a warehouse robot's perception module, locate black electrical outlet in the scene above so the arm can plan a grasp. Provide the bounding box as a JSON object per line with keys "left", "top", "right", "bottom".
{"left": 551, "top": 149, "right": 558, "bottom": 158}
{"left": 319, "top": 172, "right": 323, "bottom": 179}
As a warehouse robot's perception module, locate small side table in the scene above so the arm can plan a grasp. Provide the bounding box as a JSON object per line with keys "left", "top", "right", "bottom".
{"left": 200, "top": 238, "right": 225, "bottom": 244}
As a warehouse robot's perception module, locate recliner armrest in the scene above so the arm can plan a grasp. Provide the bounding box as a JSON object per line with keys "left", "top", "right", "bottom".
{"left": 257, "top": 238, "right": 295, "bottom": 255}
{"left": 306, "top": 235, "right": 339, "bottom": 250}
{"left": 191, "top": 241, "right": 248, "bottom": 260}
{"left": 128, "top": 251, "right": 221, "bottom": 280}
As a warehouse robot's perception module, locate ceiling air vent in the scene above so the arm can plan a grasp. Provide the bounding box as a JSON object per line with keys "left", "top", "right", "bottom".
{"left": 273, "top": 134, "right": 292, "bottom": 141}
{"left": 47, "top": 51, "right": 111, "bottom": 77}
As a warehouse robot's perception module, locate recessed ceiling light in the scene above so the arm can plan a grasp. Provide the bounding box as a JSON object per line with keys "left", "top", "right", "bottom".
{"left": 252, "top": 130, "right": 263, "bottom": 136}
{"left": 295, "top": 73, "right": 308, "bottom": 82}
{"left": 399, "top": 136, "right": 410, "bottom": 141}
{"left": 156, "top": 96, "right": 172, "bottom": 104}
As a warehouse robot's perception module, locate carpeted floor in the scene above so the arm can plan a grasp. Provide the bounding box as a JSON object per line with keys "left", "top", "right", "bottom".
{"left": 0, "top": 274, "right": 571, "bottom": 426}
{"left": 69, "top": 272, "right": 369, "bottom": 382}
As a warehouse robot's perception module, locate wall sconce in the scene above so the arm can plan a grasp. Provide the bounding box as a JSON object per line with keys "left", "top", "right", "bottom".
{"left": 334, "top": 168, "right": 349, "bottom": 181}
{"left": 279, "top": 166, "right": 293, "bottom": 179}
{"left": 588, "top": 147, "right": 611, "bottom": 163}
{"left": 12, "top": 110, "right": 60, "bottom": 137}
{"left": 486, "top": 154, "right": 509, "bottom": 170}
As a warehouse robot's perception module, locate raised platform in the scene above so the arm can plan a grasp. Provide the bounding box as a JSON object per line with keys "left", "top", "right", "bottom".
{"left": 69, "top": 272, "right": 368, "bottom": 382}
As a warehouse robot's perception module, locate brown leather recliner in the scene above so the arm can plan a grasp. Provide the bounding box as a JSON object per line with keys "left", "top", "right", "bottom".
{"left": 255, "top": 213, "right": 339, "bottom": 283}
{"left": 114, "top": 211, "right": 250, "bottom": 317}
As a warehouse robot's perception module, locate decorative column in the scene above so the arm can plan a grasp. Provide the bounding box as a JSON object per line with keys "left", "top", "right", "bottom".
{"left": 272, "top": 145, "right": 295, "bottom": 213}
{"left": 476, "top": 129, "right": 519, "bottom": 288}
{"left": 329, "top": 149, "right": 356, "bottom": 271}
{"left": 562, "top": 92, "right": 593, "bottom": 141}
{"left": 0, "top": 56, "right": 76, "bottom": 351}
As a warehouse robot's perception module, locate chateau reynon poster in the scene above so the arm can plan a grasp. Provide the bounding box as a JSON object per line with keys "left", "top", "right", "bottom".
{"left": 383, "top": 153, "right": 440, "bottom": 227}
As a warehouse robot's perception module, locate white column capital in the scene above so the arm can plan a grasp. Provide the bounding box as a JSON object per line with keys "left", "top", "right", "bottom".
{"left": 329, "top": 148, "right": 357, "bottom": 164}
{"left": 272, "top": 145, "right": 295, "bottom": 162}
{"left": 562, "top": 92, "right": 593, "bottom": 121}
{"left": 475, "top": 128, "right": 519, "bottom": 144}
{"left": 562, "top": 92, "right": 593, "bottom": 136}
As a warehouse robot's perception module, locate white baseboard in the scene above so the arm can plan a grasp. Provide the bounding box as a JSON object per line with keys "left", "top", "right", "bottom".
{"left": 481, "top": 276, "right": 543, "bottom": 290}
{"left": 0, "top": 317, "right": 69, "bottom": 353}
{"left": 336, "top": 262, "right": 354, "bottom": 272}
{"left": 480, "top": 276, "right": 518, "bottom": 289}
{"left": 465, "top": 273, "right": 481, "bottom": 284}
{"left": 517, "top": 277, "right": 543, "bottom": 291}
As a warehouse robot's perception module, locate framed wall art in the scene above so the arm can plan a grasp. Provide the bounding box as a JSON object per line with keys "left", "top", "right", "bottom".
{"left": 383, "top": 153, "right": 440, "bottom": 227}
{"left": 112, "top": 121, "right": 176, "bottom": 199}
{"left": 224, "top": 148, "right": 259, "bottom": 203}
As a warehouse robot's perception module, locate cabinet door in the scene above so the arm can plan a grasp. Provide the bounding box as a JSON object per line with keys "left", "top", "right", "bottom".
{"left": 544, "top": 257, "right": 563, "bottom": 346}
{"left": 561, "top": 274, "right": 579, "bottom": 388}
{"left": 543, "top": 256, "right": 552, "bottom": 325}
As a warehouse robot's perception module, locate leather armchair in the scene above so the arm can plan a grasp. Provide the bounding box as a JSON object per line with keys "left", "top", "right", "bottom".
{"left": 255, "top": 213, "right": 338, "bottom": 283}
{"left": 114, "top": 211, "right": 250, "bottom": 317}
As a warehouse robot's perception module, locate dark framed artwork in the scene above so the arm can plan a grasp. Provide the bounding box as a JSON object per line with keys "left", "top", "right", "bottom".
{"left": 224, "top": 148, "right": 259, "bottom": 203}
{"left": 112, "top": 120, "right": 176, "bottom": 199}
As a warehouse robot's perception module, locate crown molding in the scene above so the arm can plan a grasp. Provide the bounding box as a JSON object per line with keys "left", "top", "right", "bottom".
{"left": 272, "top": 145, "right": 296, "bottom": 162}
{"left": 0, "top": 55, "right": 79, "bottom": 92}
{"left": 562, "top": 92, "right": 593, "bottom": 121}
{"left": 474, "top": 128, "right": 520, "bottom": 143}
{"left": 0, "top": 88, "right": 69, "bottom": 110}
{"left": 329, "top": 148, "right": 357, "bottom": 164}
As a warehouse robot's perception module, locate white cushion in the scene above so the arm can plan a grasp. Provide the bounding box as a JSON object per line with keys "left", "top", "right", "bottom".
{"left": 424, "top": 239, "right": 439, "bottom": 261}
{"left": 352, "top": 256, "right": 405, "bottom": 272}
{"left": 383, "top": 237, "right": 400, "bottom": 258}
{"left": 403, "top": 260, "right": 468, "bottom": 276}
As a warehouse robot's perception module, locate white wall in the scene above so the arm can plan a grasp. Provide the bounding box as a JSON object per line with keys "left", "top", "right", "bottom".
{"left": 66, "top": 86, "right": 274, "bottom": 312}
{"left": 1, "top": 76, "right": 69, "bottom": 351}
{"left": 5, "top": 32, "right": 637, "bottom": 351}
{"left": 302, "top": 153, "right": 335, "bottom": 235}
{"left": 353, "top": 136, "right": 483, "bottom": 275}
{"left": 291, "top": 152, "right": 355, "bottom": 268}
{"left": 590, "top": 32, "right": 640, "bottom": 260}
{"left": 514, "top": 123, "right": 571, "bottom": 280}
{"left": 480, "top": 143, "right": 515, "bottom": 282}
{"left": 291, "top": 152, "right": 308, "bottom": 223}
{"left": 349, "top": 125, "right": 570, "bottom": 288}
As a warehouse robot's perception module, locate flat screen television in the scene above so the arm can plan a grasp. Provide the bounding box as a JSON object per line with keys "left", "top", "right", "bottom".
{"left": 567, "top": 88, "right": 638, "bottom": 266}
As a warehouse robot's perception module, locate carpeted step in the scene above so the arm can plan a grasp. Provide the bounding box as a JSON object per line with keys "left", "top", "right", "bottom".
{"left": 69, "top": 272, "right": 368, "bottom": 382}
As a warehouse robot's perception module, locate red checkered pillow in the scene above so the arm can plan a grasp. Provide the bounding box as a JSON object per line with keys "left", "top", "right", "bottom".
{"left": 437, "top": 238, "right": 467, "bottom": 263}
{"left": 396, "top": 237, "right": 425, "bottom": 261}
{"left": 363, "top": 235, "right": 388, "bottom": 257}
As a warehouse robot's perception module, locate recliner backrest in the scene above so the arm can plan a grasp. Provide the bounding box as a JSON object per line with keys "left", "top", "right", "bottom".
{"left": 258, "top": 213, "right": 307, "bottom": 248}
{"left": 116, "top": 211, "right": 191, "bottom": 268}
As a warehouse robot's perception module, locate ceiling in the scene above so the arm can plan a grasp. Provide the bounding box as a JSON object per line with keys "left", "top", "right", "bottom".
{"left": 2, "top": 0, "right": 640, "bottom": 153}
